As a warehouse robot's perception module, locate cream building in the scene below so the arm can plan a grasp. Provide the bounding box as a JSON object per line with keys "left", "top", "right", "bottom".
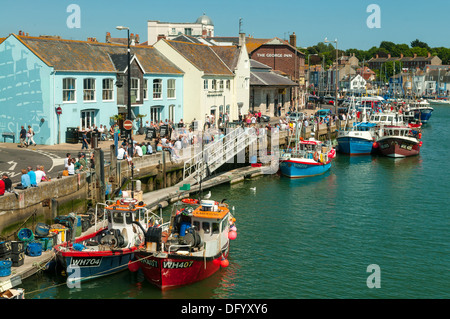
{"left": 147, "top": 14, "right": 215, "bottom": 45}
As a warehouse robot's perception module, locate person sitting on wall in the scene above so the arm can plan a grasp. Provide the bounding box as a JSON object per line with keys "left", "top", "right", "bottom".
{"left": 27, "top": 166, "right": 38, "bottom": 187}
{"left": 2, "top": 173, "right": 12, "bottom": 192}
{"left": 15, "top": 169, "right": 31, "bottom": 190}
{"left": 35, "top": 165, "right": 47, "bottom": 185}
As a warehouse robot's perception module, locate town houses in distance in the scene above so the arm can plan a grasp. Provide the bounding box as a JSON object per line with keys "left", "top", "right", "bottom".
{"left": 0, "top": 14, "right": 307, "bottom": 145}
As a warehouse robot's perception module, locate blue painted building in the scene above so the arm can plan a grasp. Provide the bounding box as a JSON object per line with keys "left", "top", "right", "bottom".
{"left": 0, "top": 34, "right": 183, "bottom": 145}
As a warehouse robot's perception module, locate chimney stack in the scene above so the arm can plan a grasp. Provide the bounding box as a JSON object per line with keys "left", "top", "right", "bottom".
{"left": 106, "top": 32, "right": 111, "bottom": 43}
{"left": 427, "top": 52, "right": 431, "bottom": 58}
{"left": 157, "top": 34, "right": 166, "bottom": 41}
{"left": 414, "top": 53, "right": 417, "bottom": 58}
{"left": 135, "top": 34, "right": 140, "bottom": 44}
{"left": 289, "top": 32, "right": 297, "bottom": 48}
{"left": 400, "top": 53, "right": 404, "bottom": 58}
{"left": 238, "top": 33, "right": 246, "bottom": 48}
{"left": 130, "top": 33, "right": 135, "bottom": 46}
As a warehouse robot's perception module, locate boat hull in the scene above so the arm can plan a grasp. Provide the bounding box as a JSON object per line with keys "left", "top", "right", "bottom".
{"left": 280, "top": 159, "right": 331, "bottom": 178}
{"left": 135, "top": 246, "right": 229, "bottom": 290}
{"left": 54, "top": 229, "right": 139, "bottom": 283}
{"left": 377, "top": 138, "right": 420, "bottom": 158}
{"left": 337, "top": 136, "right": 373, "bottom": 155}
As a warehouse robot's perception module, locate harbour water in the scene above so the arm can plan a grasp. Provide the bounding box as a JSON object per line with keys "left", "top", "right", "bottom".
{"left": 22, "top": 105, "right": 450, "bottom": 299}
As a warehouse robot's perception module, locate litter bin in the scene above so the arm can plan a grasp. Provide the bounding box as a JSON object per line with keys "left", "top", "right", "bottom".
{"left": 65, "top": 127, "right": 79, "bottom": 144}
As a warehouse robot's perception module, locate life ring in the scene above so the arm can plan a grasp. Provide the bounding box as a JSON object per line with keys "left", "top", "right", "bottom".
{"left": 120, "top": 198, "right": 138, "bottom": 206}
{"left": 313, "top": 152, "right": 320, "bottom": 162}
{"left": 181, "top": 198, "right": 199, "bottom": 205}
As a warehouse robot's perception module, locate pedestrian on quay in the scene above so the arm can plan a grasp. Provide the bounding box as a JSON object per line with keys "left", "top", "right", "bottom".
{"left": 15, "top": 169, "right": 31, "bottom": 190}
{"left": 27, "top": 166, "right": 38, "bottom": 187}
{"left": 2, "top": 173, "right": 12, "bottom": 192}
{"left": 67, "top": 159, "right": 75, "bottom": 175}
{"left": 81, "top": 130, "right": 89, "bottom": 150}
{"left": 27, "top": 125, "right": 37, "bottom": 146}
{"left": 78, "top": 153, "right": 88, "bottom": 171}
{"left": 19, "top": 126, "right": 27, "bottom": 148}
{"left": 64, "top": 153, "right": 71, "bottom": 169}
{"left": 117, "top": 144, "right": 127, "bottom": 160}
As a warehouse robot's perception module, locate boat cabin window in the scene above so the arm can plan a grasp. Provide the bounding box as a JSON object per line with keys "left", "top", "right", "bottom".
{"left": 212, "top": 223, "right": 220, "bottom": 234}
{"left": 113, "top": 212, "right": 124, "bottom": 224}
{"left": 193, "top": 221, "right": 200, "bottom": 231}
{"left": 388, "top": 116, "right": 393, "bottom": 122}
{"left": 380, "top": 116, "right": 386, "bottom": 121}
{"left": 125, "top": 212, "right": 133, "bottom": 224}
{"left": 394, "top": 130, "right": 399, "bottom": 136}
{"left": 202, "top": 222, "right": 210, "bottom": 234}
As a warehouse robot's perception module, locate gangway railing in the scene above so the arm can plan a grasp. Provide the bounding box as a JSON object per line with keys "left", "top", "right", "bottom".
{"left": 183, "top": 127, "right": 258, "bottom": 181}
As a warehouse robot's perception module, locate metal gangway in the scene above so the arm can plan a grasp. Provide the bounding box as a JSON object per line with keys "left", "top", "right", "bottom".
{"left": 183, "top": 126, "right": 259, "bottom": 182}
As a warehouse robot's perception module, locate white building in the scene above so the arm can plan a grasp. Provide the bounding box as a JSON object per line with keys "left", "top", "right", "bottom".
{"left": 154, "top": 36, "right": 249, "bottom": 127}
{"left": 148, "top": 14, "right": 215, "bottom": 45}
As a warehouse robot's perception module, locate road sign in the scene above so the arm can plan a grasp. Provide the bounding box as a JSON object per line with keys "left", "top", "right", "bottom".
{"left": 56, "top": 106, "right": 62, "bottom": 115}
{"left": 123, "top": 120, "right": 133, "bottom": 130}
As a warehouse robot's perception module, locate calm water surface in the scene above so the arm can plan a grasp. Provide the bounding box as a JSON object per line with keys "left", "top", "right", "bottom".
{"left": 23, "top": 106, "right": 450, "bottom": 299}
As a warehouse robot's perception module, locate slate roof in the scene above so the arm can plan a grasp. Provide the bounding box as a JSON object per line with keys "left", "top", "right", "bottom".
{"left": 210, "top": 46, "right": 241, "bottom": 71}
{"left": 165, "top": 40, "right": 233, "bottom": 76}
{"left": 14, "top": 35, "right": 183, "bottom": 74}
{"left": 250, "top": 59, "right": 297, "bottom": 87}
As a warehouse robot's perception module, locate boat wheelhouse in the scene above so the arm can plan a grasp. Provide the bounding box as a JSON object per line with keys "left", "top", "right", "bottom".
{"left": 134, "top": 198, "right": 235, "bottom": 290}
{"left": 54, "top": 198, "right": 157, "bottom": 284}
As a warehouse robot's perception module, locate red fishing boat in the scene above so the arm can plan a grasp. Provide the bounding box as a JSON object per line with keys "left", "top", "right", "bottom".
{"left": 376, "top": 123, "right": 423, "bottom": 158}
{"left": 132, "top": 198, "right": 236, "bottom": 290}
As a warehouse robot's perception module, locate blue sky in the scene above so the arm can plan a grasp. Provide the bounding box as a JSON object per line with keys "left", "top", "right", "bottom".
{"left": 1, "top": 0, "right": 449, "bottom": 50}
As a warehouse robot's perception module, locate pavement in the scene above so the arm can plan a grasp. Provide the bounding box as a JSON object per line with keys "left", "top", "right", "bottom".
{"left": 0, "top": 133, "right": 149, "bottom": 182}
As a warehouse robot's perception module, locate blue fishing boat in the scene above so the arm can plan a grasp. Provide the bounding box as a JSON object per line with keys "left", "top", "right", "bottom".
{"left": 280, "top": 138, "right": 335, "bottom": 178}
{"left": 54, "top": 198, "right": 161, "bottom": 284}
{"left": 337, "top": 121, "right": 377, "bottom": 155}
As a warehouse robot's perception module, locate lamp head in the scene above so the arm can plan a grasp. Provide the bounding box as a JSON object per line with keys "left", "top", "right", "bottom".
{"left": 116, "top": 26, "right": 129, "bottom": 31}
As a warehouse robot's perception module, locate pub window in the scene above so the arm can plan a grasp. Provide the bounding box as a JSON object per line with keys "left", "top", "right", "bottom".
{"left": 219, "top": 80, "right": 224, "bottom": 90}
{"left": 167, "top": 79, "right": 176, "bottom": 99}
{"left": 102, "top": 78, "right": 114, "bottom": 101}
{"left": 212, "top": 79, "right": 217, "bottom": 90}
{"left": 153, "top": 79, "right": 162, "bottom": 99}
{"left": 143, "top": 79, "right": 148, "bottom": 100}
{"left": 83, "top": 78, "right": 96, "bottom": 101}
{"left": 131, "top": 78, "right": 140, "bottom": 101}
{"left": 204, "top": 79, "right": 208, "bottom": 90}
{"left": 226, "top": 80, "right": 230, "bottom": 90}
{"left": 63, "top": 78, "right": 76, "bottom": 102}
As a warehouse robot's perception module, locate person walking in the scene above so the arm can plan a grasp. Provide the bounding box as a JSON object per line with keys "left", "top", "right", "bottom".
{"left": 81, "top": 130, "right": 89, "bottom": 150}
{"left": 19, "top": 126, "right": 27, "bottom": 148}
{"left": 27, "top": 125, "right": 37, "bottom": 146}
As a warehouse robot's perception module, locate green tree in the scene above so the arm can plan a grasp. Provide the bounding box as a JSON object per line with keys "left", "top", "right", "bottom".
{"left": 411, "top": 39, "right": 430, "bottom": 50}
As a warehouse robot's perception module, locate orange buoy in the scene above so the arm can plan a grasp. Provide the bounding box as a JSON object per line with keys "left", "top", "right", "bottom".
{"left": 220, "top": 258, "right": 229, "bottom": 268}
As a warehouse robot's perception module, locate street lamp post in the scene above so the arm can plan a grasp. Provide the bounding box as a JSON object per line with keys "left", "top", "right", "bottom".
{"left": 324, "top": 37, "right": 338, "bottom": 115}
{"left": 117, "top": 25, "right": 134, "bottom": 197}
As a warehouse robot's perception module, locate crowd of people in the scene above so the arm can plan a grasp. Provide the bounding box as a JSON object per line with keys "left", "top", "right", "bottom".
{"left": 0, "top": 165, "right": 49, "bottom": 196}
